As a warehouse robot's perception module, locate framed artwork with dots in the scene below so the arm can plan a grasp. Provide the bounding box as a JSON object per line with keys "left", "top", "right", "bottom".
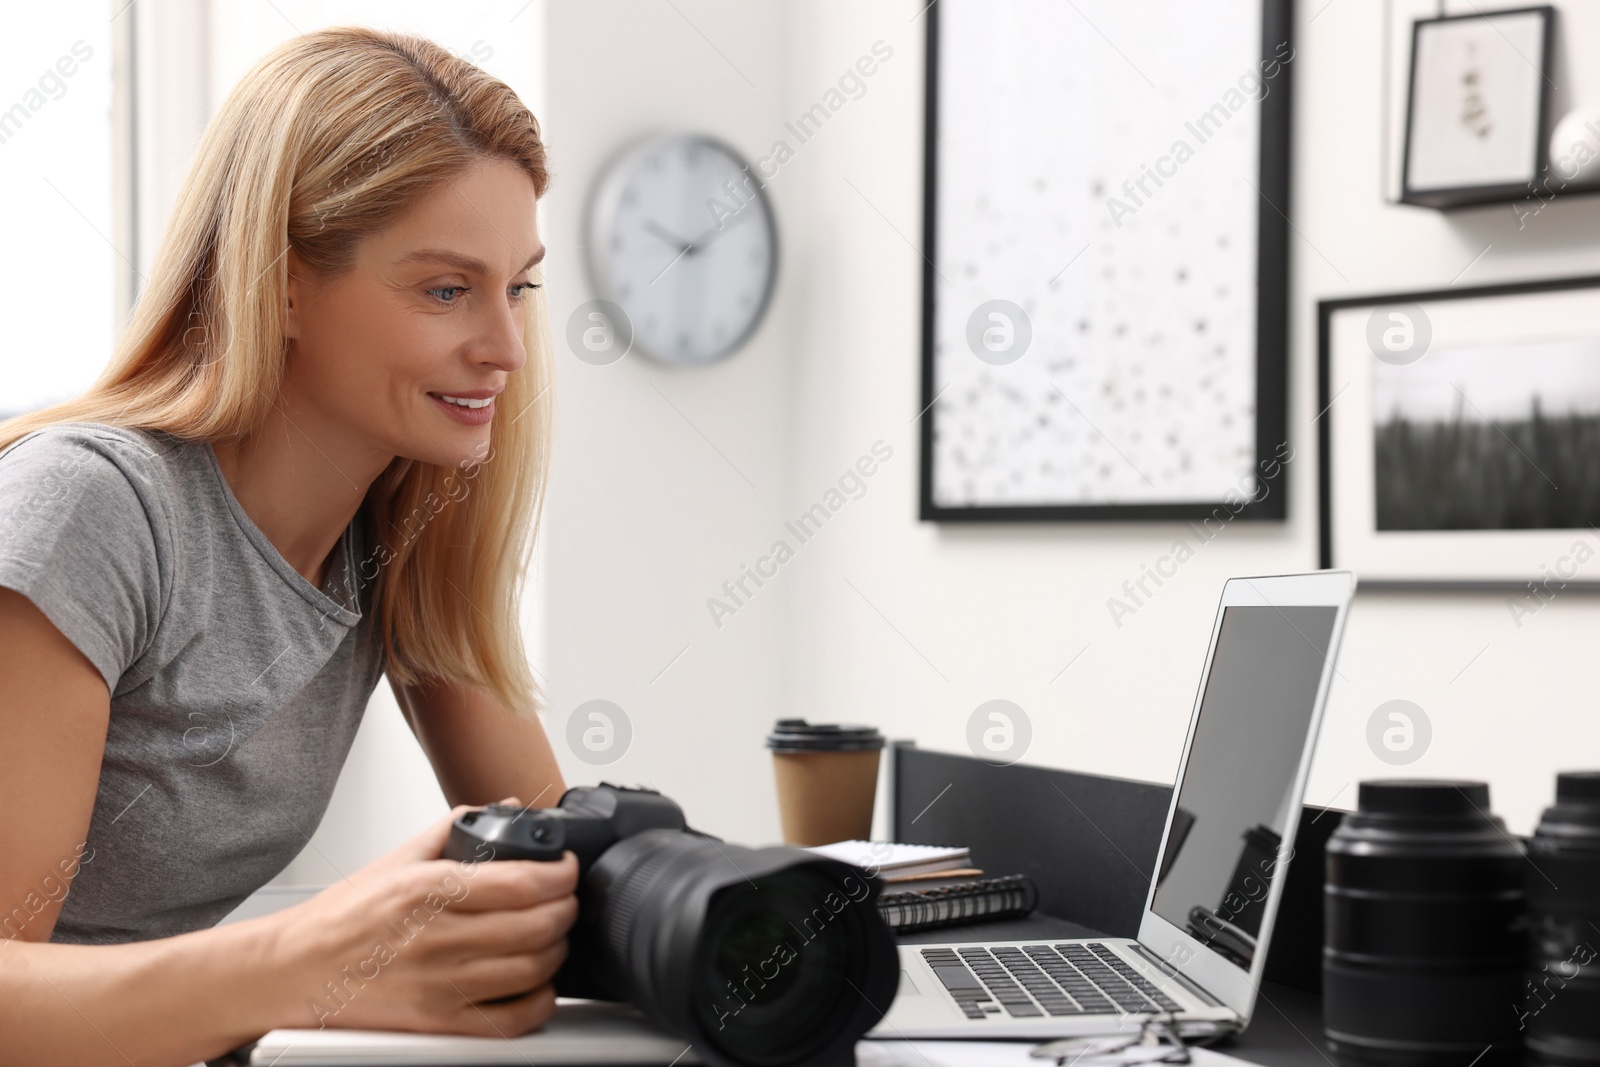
{"left": 919, "top": 0, "right": 1292, "bottom": 522}
{"left": 1319, "top": 275, "right": 1600, "bottom": 589}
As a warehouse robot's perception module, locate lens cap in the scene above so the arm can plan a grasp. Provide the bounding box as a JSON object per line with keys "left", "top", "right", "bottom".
{"left": 1357, "top": 779, "right": 1490, "bottom": 818}
{"left": 766, "top": 718, "right": 885, "bottom": 752}
{"left": 1536, "top": 771, "right": 1600, "bottom": 840}
{"left": 1556, "top": 771, "right": 1600, "bottom": 806}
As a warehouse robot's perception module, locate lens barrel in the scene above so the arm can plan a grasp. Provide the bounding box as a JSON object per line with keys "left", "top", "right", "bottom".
{"left": 1323, "top": 780, "right": 1525, "bottom": 1067}
{"left": 1523, "top": 772, "right": 1600, "bottom": 1066}
{"left": 563, "top": 829, "right": 899, "bottom": 1067}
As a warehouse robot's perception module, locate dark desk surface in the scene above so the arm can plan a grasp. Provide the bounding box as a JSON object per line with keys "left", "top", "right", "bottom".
{"left": 897, "top": 914, "right": 1332, "bottom": 1067}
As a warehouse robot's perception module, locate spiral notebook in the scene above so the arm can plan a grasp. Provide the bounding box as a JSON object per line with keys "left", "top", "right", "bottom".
{"left": 876, "top": 874, "right": 1039, "bottom": 933}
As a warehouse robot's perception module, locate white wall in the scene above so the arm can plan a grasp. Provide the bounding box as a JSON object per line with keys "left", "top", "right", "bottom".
{"left": 530, "top": 0, "right": 1600, "bottom": 853}
{"left": 533, "top": 0, "right": 800, "bottom": 846}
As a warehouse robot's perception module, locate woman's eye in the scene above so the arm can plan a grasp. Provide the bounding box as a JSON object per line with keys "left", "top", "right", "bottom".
{"left": 426, "top": 286, "right": 467, "bottom": 304}
{"left": 510, "top": 282, "right": 541, "bottom": 300}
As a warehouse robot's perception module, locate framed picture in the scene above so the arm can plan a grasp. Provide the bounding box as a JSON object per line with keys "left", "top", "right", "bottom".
{"left": 1400, "top": 6, "right": 1554, "bottom": 210}
{"left": 918, "top": 0, "right": 1291, "bottom": 522}
{"left": 1319, "top": 276, "right": 1600, "bottom": 589}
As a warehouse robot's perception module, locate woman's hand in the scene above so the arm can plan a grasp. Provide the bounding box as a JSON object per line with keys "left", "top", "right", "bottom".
{"left": 265, "top": 797, "right": 579, "bottom": 1036}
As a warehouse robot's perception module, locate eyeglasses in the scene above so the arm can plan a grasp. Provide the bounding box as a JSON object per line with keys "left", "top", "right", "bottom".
{"left": 1029, "top": 1016, "right": 1191, "bottom": 1067}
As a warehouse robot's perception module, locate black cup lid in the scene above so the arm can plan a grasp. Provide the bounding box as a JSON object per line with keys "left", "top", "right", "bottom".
{"left": 766, "top": 718, "right": 885, "bottom": 752}
{"left": 1556, "top": 771, "right": 1600, "bottom": 805}
{"left": 1358, "top": 779, "right": 1490, "bottom": 818}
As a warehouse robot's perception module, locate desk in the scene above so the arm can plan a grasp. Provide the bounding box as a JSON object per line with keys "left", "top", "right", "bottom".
{"left": 231, "top": 920, "right": 1329, "bottom": 1067}
{"left": 231, "top": 742, "right": 1345, "bottom": 1067}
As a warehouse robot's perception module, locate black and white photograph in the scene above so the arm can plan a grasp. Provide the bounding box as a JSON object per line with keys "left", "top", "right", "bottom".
{"left": 1322, "top": 275, "right": 1600, "bottom": 585}
{"left": 1374, "top": 337, "right": 1600, "bottom": 531}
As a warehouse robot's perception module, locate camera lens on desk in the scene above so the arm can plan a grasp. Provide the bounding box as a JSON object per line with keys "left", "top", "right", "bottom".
{"left": 1523, "top": 771, "right": 1600, "bottom": 1067}
{"left": 1323, "top": 780, "right": 1525, "bottom": 1067}
{"left": 582, "top": 830, "right": 893, "bottom": 1067}
{"left": 445, "top": 786, "right": 899, "bottom": 1067}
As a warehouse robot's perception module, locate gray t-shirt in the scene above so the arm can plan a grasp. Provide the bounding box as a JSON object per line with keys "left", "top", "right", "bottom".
{"left": 0, "top": 421, "right": 386, "bottom": 944}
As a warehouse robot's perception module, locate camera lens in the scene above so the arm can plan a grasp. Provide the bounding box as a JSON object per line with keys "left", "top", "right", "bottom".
{"left": 692, "top": 866, "right": 863, "bottom": 1064}
{"left": 1323, "top": 780, "right": 1525, "bottom": 1067}
{"left": 1524, "top": 771, "right": 1600, "bottom": 1066}
{"left": 570, "top": 829, "right": 897, "bottom": 1067}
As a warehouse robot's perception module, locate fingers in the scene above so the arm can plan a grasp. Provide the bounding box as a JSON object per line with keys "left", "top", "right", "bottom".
{"left": 365, "top": 804, "right": 478, "bottom": 874}
{"left": 443, "top": 892, "right": 579, "bottom": 957}
{"left": 447, "top": 940, "right": 569, "bottom": 1004}
{"left": 439, "top": 852, "right": 580, "bottom": 913}
{"left": 448, "top": 982, "right": 558, "bottom": 1038}
{"left": 376, "top": 798, "right": 526, "bottom": 872}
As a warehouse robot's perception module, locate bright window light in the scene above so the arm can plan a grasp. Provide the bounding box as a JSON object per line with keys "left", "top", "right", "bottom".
{"left": 0, "top": 10, "right": 116, "bottom": 419}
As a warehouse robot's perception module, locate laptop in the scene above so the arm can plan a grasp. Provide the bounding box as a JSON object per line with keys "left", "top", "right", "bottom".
{"left": 870, "top": 570, "right": 1356, "bottom": 1040}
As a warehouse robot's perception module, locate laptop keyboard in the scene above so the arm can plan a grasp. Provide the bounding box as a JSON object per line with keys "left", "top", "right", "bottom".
{"left": 919, "top": 942, "right": 1184, "bottom": 1020}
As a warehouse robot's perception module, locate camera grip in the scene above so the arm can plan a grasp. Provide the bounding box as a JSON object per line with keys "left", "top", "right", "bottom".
{"left": 442, "top": 804, "right": 567, "bottom": 863}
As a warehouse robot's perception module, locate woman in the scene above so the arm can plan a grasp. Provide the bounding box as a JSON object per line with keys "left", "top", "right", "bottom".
{"left": 0, "top": 27, "right": 578, "bottom": 1065}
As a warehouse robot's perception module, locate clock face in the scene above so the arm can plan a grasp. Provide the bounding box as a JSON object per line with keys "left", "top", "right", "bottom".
{"left": 586, "top": 135, "right": 778, "bottom": 365}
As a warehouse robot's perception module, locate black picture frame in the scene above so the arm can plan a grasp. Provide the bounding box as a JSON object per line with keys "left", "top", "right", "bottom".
{"left": 1398, "top": 6, "right": 1555, "bottom": 211}
{"left": 918, "top": 0, "right": 1293, "bottom": 524}
{"left": 1318, "top": 273, "right": 1600, "bottom": 589}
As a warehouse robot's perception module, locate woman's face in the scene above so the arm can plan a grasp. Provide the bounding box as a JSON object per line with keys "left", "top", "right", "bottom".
{"left": 283, "top": 156, "right": 544, "bottom": 472}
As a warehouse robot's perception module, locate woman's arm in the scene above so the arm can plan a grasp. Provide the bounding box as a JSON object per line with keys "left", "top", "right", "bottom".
{"left": 1, "top": 812, "right": 580, "bottom": 1067}
{"left": 1, "top": 589, "right": 577, "bottom": 1066}
{"left": 392, "top": 675, "right": 567, "bottom": 808}
{"left": 0, "top": 587, "right": 301, "bottom": 1063}
{"left": 1, "top": 910, "right": 306, "bottom": 1065}
{"left": 0, "top": 588, "right": 107, "bottom": 944}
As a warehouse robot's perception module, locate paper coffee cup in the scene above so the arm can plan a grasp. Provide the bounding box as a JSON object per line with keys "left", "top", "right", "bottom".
{"left": 767, "top": 718, "right": 885, "bottom": 846}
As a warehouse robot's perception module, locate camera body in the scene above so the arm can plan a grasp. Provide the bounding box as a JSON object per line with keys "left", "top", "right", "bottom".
{"left": 443, "top": 784, "right": 697, "bottom": 1000}
{"left": 445, "top": 784, "right": 690, "bottom": 867}
{"left": 443, "top": 785, "right": 898, "bottom": 1067}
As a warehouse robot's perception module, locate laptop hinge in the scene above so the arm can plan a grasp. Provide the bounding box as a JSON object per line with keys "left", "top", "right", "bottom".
{"left": 1127, "top": 942, "right": 1228, "bottom": 1010}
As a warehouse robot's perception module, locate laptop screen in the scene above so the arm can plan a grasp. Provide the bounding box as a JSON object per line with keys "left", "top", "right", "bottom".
{"left": 1148, "top": 604, "right": 1338, "bottom": 970}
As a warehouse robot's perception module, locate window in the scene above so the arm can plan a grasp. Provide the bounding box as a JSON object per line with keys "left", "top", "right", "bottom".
{"left": 0, "top": 10, "right": 117, "bottom": 418}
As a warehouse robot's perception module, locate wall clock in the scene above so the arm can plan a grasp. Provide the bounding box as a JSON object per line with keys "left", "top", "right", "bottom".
{"left": 585, "top": 133, "right": 778, "bottom": 366}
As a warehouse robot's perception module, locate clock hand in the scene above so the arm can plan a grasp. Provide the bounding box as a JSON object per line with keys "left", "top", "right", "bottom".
{"left": 686, "top": 203, "right": 753, "bottom": 252}
{"left": 643, "top": 219, "right": 697, "bottom": 256}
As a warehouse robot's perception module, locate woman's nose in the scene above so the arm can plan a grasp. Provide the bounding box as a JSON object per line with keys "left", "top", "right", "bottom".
{"left": 476, "top": 301, "right": 528, "bottom": 374}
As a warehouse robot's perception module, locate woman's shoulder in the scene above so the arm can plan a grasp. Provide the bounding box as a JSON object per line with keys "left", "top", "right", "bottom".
{"left": 0, "top": 420, "right": 176, "bottom": 468}
{"left": 0, "top": 422, "right": 189, "bottom": 693}
{"left": 0, "top": 421, "right": 198, "bottom": 552}
{"left": 0, "top": 421, "right": 198, "bottom": 499}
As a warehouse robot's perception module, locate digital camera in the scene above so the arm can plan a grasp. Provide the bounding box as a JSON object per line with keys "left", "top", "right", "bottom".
{"left": 444, "top": 784, "right": 898, "bottom": 1067}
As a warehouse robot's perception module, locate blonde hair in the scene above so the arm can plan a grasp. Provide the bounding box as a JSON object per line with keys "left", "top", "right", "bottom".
{"left": 0, "top": 27, "right": 554, "bottom": 715}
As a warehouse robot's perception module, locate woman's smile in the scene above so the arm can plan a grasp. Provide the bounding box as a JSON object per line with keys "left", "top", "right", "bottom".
{"left": 428, "top": 389, "right": 499, "bottom": 425}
